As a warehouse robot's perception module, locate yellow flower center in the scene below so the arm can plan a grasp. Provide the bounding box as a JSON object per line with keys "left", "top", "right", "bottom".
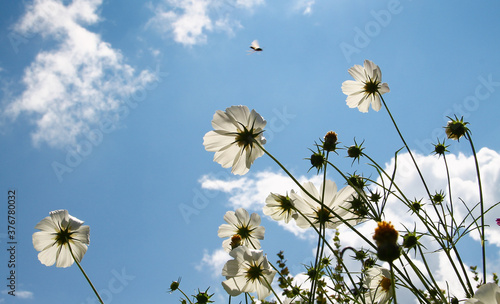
{"left": 373, "top": 221, "right": 399, "bottom": 246}
{"left": 380, "top": 276, "right": 391, "bottom": 292}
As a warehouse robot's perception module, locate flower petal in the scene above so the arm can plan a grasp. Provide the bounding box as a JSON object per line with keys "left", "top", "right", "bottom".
{"left": 55, "top": 244, "right": 74, "bottom": 268}
{"left": 69, "top": 241, "right": 88, "bottom": 263}
{"left": 203, "top": 131, "right": 236, "bottom": 152}
{"left": 34, "top": 216, "right": 58, "bottom": 232}
{"left": 469, "top": 283, "right": 500, "bottom": 304}
{"left": 32, "top": 231, "right": 57, "bottom": 251}
{"left": 71, "top": 225, "right": 90, "bottom": 245}
{"left": 49, "top": 210, "right": 69, "bottom": 228}
{"left": 226, "top": 105, "right": 250, "bottom": 126}
{"left": 222, "top": 277, "right": 243, "bottom": 296}
{"left": 347, "top": 64, "right": 366, "bottom": 82}
{"left": 211, "top": 109, "right": 238, "bottom": 132}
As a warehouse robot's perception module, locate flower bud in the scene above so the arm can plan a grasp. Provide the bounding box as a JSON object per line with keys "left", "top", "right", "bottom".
{"left": 168, "top": 277, "right": 181, "bottom": 293}
{"left": 323, "top": 131, "right": 338, "bottom": 152}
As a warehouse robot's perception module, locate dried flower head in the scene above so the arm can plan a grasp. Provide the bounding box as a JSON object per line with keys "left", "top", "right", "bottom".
{"left": 230, "top": 234, "right": 242, "bottom": 250}
{"left": 193, "top": 287, "right": 214, "bottom": 304}
{"left": 373, "top": 221, "right": 400, "bottom": 262}
{"left": 432, "top": 191, "right": 445, "bottom": 205}
{"left": 373, "top": 221, "right": 399, "bottom": 246}
{"left": 402, "top": 231, "right": 423, "bottom": 253}
{"left": 410, "top": 199, "right": 423, "bottom": 214}
{"left": 347, "top": 138, "right": 365, "bottom": 164}
{"left": 433, "top": 139, "right": 449, "bottom": 157}
{"left": 347, "top": 174, "right": 367, "bottom": 189}
{"left": 445, "top": 116, "right": 469, "bottom": 141}
{"left": 323, "top": 131, "right": 338, "bottom": 152}
{"left": 308, "top": 148, "right": 326, "bottom": 174}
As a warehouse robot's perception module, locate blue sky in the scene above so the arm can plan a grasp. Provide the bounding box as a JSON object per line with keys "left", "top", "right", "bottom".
{"left": 1, "top": 0, "right": 500, "bottom": 303}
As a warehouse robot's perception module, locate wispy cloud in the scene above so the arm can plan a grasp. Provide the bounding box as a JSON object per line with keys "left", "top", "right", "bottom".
{"left": 147, "top": 0, "right": 264, "bottom": 46}
{"left": 16, "top": 290, "right": 34, "bottom": 299}
{"left": 294, "top": 0, "right": 315, "bottom": 15}
{"left": 4, "top": 0, "right": 155, "bottom": 148}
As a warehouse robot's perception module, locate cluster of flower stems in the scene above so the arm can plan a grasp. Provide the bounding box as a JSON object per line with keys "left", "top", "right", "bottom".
{"left": 174, "top": 94, "right": 496, "bottom": 304}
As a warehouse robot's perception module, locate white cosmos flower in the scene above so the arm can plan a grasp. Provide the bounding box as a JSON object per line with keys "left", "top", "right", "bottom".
{"left": 465, "top": 283, "right": 500, "bottom": 304}
{"left": 222, "top": 246, "right": 276, "bottom": 300}
{"left": 203, "top": 105, "right": 266, "bottom": 175}
{"left": 262, "top": 190, "right": 296, "bottom": 224}
{"left": 341, "top": 59, "right": 390, "bottom": 113}
{"left": 32, "top": 210, "right": 90, "bottom": 268}
{"left": 291, "top": 180, "right": 357, "bottom": 229}
{"left": 218, "top": 208, "right": 265, "bottom": 252}
{"left": 363, "top": 266, "right": 393, "bottom": 304}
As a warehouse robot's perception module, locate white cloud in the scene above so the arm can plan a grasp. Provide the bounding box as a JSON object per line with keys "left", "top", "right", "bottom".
{"left": 379, "top": 147, "right": 500, "bottom": 246}
{"left": 196, "top": 248, "right": 230, "bottom": 277}
{"left": 16, "top": 290, "right": 34, "bottom": 299}
{"left": 200, "top": 170, "right": 323, "bottom": 211}
{"left": 147, "top": 0, "right": 263, "bottom": 46}
{"left": 4, "top": 0, "right": 155, "bottom": 148}
{"left": 199, "top": 147, "right": 500, "bottom": 299}
{"left": 292, "top": 0, "right": 315, "bottom": 15}
{"left": 1, "top": 289, "right": 33, "bottom": 299}
{"left": 200, "top": 170, "right": 323, "bottom": 237}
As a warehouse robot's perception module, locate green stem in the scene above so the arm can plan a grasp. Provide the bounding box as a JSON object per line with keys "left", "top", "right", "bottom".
{"left": 390, "top": 263, "right": 397, "bottom": 304}
{"left": 442, "top": 153, "right": 474, "bottom": 294}
{"left": 310, "top": 151, "right": 330, "bottom": 303}
{"left": 379, "top": 94, "right": 433, "bottom": 200}
{"left": 68, "top": 244, "right": 104, "bottom": 304}
{"left": 466, "top": 130, "right": 486, "bottom": 284}
{"left": 257, "top": 142, "right": 377, "bottom": 250}
{"left": 178, "top": 288, "right": 194, "bottom": 304}
{"left": 415, "top": 246, "right": 446, "bottom": 302}
{"left": 379, "top": 96, "right": 473, "bottom": 296}
{"left": 263, "top": 275, "right": 284, "bottom": 304}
